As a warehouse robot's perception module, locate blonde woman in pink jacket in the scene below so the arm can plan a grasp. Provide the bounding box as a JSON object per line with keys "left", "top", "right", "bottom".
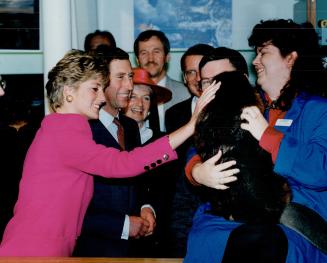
{"left": 0, "top": 50, "right": 236, "bottom": 256}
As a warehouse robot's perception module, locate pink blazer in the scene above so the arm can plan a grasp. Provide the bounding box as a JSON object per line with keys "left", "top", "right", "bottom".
{"left": 0, "top": 113, "right": 177, "bottom": 256}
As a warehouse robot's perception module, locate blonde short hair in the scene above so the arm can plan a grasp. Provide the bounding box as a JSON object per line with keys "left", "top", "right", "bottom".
{"left": 45, "top": 49, "right": 109, "bottom": 111}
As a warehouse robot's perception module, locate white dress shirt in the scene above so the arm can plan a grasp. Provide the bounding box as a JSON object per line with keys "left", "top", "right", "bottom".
{"left": 99, "top": 108, "right": 155, "bottom": 240}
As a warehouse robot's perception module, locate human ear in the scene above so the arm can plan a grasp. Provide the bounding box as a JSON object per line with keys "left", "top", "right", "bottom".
{"left": 165, "top": 53, "right": 171, "bottom": 63}
{"left": 286, "top": 51, "right": 298, "bottom": 68}
{"left": 63, "top": 85, "right": 75, "bottom": 100}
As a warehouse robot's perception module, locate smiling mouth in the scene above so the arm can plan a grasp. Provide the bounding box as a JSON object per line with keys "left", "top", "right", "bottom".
{"left": 117, "top": 93, "right": 130, "bottom": 99}
{"left": 94, "top": 102, "right": 106, "bottom": 110}
{"left": 256, "top": 68, "right": 264, "bottom": 74}
{"left": 131, "top": 108, "right": 143, "bottom": 114}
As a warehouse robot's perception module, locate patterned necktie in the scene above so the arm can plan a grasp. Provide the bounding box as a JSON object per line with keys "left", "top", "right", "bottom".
{"left": 113, "top": 117, "right": 125, "bottom": 150}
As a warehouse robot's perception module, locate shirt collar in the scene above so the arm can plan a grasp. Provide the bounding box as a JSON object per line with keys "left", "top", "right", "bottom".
{"left": 99, "top": 108, "right": 117, "bottom": 127}
{"left": 191, "top": 96, "right": 198, "bottom": 114}
{"left": 157, "top": 76, "right": 167, "bottom": 87}
{"left": 139, "top": 125, "right": 153, "bottom": 144}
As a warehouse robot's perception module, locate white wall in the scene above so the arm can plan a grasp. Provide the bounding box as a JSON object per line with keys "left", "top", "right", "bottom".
{"left": 0, "top": 0, "right": 309, "bottom": 84}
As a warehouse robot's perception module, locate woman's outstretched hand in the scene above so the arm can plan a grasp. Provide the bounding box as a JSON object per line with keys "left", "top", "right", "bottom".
{"left": 192, "top": 150, "right": 239, "bottom": 190}
{"left": 190, "top": 81, "right": 221, "bottom": 129}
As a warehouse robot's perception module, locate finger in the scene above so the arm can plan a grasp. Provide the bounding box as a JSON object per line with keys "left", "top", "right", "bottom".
{"left": 214, "top": 176, "right": 238, "bottom": 190}
{"left": 215, "top": 160, "right": 237, "bottom": 171}
{"left": 145, "top": 231, "right": 153, "bottom": 237}
{"left": 240, "top": 123, "right": 250, "bottom": 131}
{"left": 220, "top": 168, "right": 240, "bottom": 178}
{"left": 240, "top": 112, "right": 249, "bottom": 121}
{"left": 143, "top": 219, "right": 150, "bottom": 227}
{"left": 207, "top": 150, "right": 222, "bottom": 164}
{"left": 147, "top": 221, "right": 154, "bottom": 233}
{"left": 243, "top": 106, "right": 259, "bottom": 119}
{"left": 203, "top": 82, "right": 220, "bottom": 99}
{"left": 219, "top": 175, "right": 238, "bottom": 184}
{"left": 141, "top": 224, "right": 149, "bottom": 234}
{"left": 139, "top": 227, "right": 148, "bottom": 237}
{"left": 199, "top": 81, "right": 220, "bottom": 101}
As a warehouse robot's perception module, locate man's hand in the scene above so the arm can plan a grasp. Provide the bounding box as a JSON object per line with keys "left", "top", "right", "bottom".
{"left": 240, "top": 106, "right": 268, "bottom": 141}
{"left": 129, "top": 216, "right": 150, "bottom": 239}
{"left": 140, "top": 207, "right": 156, "bottom": 236}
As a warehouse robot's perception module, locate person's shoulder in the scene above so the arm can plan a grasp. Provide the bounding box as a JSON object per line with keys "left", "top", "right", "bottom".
{"left": 300, "top": 93, "right": 327, "bottom": 113}
{"left": 166, "top": 97, "right": 192, "bottom": 114}
{"left": 166, "top": 75, "right": 184, "bottom": 88}
{"left": 120, "top": 114, "right": 138, "bottom": 128}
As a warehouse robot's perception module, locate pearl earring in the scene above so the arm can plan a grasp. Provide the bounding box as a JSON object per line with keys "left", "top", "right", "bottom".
{"left": 66, "top": 95, "right": 73, "bottom": 103}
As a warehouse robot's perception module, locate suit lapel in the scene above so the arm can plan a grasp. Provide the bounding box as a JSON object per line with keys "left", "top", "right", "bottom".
{"left": 89, "top": 119, "right": 121, "bottom": 149}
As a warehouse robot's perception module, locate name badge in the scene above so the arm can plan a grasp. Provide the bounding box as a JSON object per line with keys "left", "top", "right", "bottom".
{"left": 275, "top": 119, "right": 293, "bottom": 127}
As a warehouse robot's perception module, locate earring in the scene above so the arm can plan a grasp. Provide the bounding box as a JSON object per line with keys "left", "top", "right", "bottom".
{"left": 66, "top": 95, "right": 73, "bottom": 103}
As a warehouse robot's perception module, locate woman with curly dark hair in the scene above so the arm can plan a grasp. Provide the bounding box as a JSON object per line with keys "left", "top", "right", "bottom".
{"left": 185, "top": 19, "right": 327, "bottom": 262}
{"left": 241, "top": 19, "right": 327, "bottom": 222}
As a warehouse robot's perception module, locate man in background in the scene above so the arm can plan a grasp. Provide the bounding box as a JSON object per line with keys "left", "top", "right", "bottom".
{"left": 134, "top": 30, "right": 190, "bottom": 132}
{"left": 84, "top": 30, "right": 116, "bottom": 52}
{"left": 166, "top": 46, "right": 249, "bottom": 257}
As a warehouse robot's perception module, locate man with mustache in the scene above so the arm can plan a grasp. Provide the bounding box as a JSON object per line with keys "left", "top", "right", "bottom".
{"left": 74, "top": 46, "right": 156, "bottom": 257}
{"left": 134, "top": 30, "right": 190, "bottom": 132}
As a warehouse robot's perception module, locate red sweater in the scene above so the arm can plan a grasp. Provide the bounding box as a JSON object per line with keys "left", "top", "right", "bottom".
{"left": 185, "top": 108, "right": 286, "bottom": 185}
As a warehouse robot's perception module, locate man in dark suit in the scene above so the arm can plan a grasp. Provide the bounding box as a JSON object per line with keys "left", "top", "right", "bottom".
{"left": 164, "top": 44, "right": 214, "bottom": 257}
{"left": 165, "top": 46, "right": 249, "bottom": 257}
{"left": 73, "top": 47, "right": 156, "bottom": 257}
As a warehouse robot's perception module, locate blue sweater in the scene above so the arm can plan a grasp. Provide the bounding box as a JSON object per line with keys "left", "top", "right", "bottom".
{"left": 184, "top": 203, "right": 327, "bottom": 263}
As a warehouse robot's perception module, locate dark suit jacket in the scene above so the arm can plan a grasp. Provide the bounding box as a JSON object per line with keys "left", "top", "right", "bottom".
{"left": 73, "top": 113, "right": 147, "bottom": 257}
{"left": 165, "top": 97, "right": 193, "bottom": 161}
{"left": 165, "top": 97, "right": 203, "bottom": 257}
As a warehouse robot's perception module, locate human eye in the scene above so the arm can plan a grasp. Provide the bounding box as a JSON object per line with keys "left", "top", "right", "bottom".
{"left": 144, "top": 95, "right": 151, "bottom": 101}
{"left": 154, "top": 49, "right": 163, "bottom": 55}
{"left": 140, "top": 51, "right": 147, "bottom": 57}
{"left": 185, "top": 70, "right": 197, "bottom": 78}
{"left": 128, "top": 73, "right": 134, "bottom": 80}
{"left": 115, "top": 74, "right": 124, "bottom": 80}
{"left": 91, "top": 86, "right": 99, "bottom": 92}
{"left": 201, "top": 78, "right": 213, "bottom": 89}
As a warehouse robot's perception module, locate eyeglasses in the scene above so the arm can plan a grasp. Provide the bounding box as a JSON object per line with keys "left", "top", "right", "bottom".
{"left": 184, "top": 69, "right": 198, "bottom": 79}
{"left": 0, "top": 76, "right": 6, "bottom": 91}
{"left": 200, "top": 78, "right": 214, "bottom": 90}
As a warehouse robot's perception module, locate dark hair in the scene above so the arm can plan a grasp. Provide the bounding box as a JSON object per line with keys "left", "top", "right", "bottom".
{"left": 199, "top": 47, "right": 249, "bottom": 76}
{"left": 93, "top": 45, "right": 129, "bottom": 66}
{"left": 248, "top": 19, "right": 327, "bottom": 110}
{"left": 194, "top": 71, "right": 288, "bottom": 223}
{"left": 180, "top": 44, "right": 215, "bottom": 72}
{"left": 134, "top": 30, "right": 170, "bottom": 57}
{"left": 84, "top": 30, "right": 116, "bottom": 52}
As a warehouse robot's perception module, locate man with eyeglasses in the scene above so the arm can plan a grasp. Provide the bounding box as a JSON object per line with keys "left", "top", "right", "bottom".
{"left": 165, "top": 45, "right": 249, "bottom": 257}
{"left": 199, "top": 47, "right": 249, "bottom": 90}
{"left": 164, "top": 43, "right": 214, "bottom": 257}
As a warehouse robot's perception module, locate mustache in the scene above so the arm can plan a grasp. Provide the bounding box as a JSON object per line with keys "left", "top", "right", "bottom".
{"left": 145, "top": 62, "right": 159, "bottom": 67}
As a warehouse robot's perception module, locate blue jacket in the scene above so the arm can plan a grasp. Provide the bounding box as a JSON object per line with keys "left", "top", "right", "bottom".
{"left": 184, "top": 203, "right": 327, "bottom": 263}
{"left": 186, "top": 92, "right": 327, "bottom": 220}
{"left": 273, "top": 93, "right": 327, "bottom": 221}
